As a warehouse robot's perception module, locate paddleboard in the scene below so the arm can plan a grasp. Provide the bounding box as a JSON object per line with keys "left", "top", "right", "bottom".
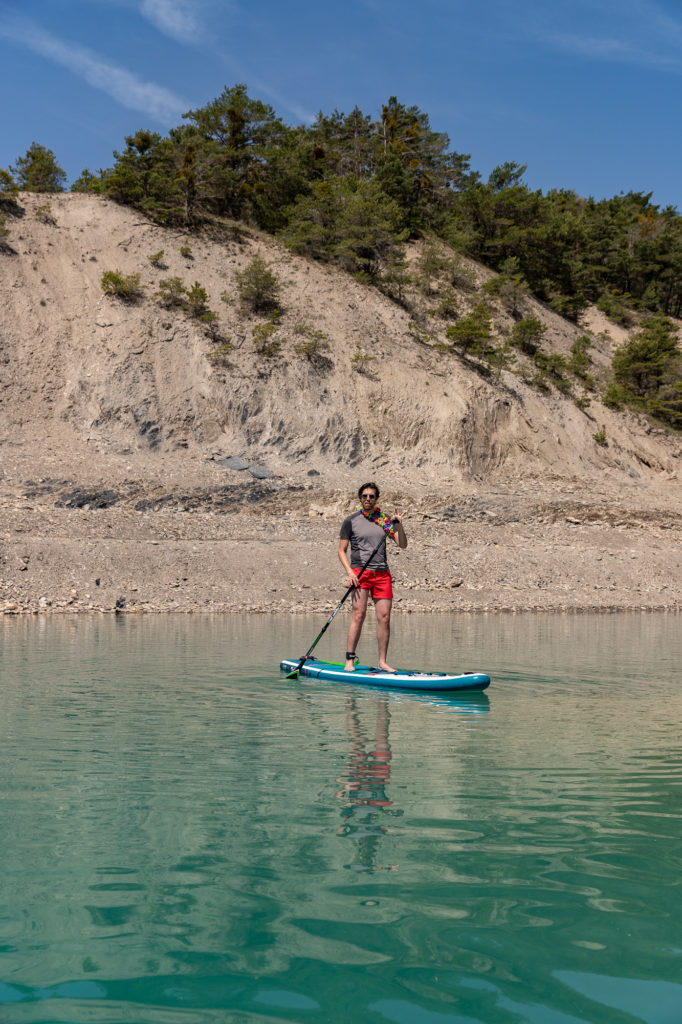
{"left": 280, "top": 658, "right": 490, "bottom": 692}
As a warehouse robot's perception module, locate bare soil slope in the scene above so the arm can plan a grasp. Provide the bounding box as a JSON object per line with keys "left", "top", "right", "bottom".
{"left": 1, "top": 193, "right": 680, "bottom": 616}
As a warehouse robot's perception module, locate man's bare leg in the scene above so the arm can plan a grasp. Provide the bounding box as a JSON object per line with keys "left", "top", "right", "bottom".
{"left": 375, "top": 598, "right": 395, "bottom": 672}
{"left": 345, "top": 588, "right": 368, "bottom": 670}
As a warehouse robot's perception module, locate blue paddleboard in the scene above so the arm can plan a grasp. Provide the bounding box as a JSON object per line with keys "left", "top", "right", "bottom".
{"left": 280, "top": 658, "right": 490, "bottom": 692}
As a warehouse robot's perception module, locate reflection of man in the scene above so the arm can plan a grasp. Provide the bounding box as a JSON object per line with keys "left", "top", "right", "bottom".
{"left": 336, "top": 697, "right": 402, "bottom": 871}
{"left": 337, "top": 482, "right": 407, "bottom": 672}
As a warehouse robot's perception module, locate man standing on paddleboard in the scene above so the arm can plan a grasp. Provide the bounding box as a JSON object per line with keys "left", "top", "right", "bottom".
{"left": 338, "top": 482, "right": 407, "bottom": 672}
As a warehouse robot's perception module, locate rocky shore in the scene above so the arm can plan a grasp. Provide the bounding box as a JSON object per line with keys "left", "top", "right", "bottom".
{"left": 2, "top": 474, "right": 680, "bottom": 616}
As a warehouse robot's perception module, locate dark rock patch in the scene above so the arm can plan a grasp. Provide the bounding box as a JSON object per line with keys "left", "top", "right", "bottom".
{"left": 219, "top": 456, "right": 250, "bottom": 470}
{"left": 55, "top": 488, "right": 120, "bottom": 509}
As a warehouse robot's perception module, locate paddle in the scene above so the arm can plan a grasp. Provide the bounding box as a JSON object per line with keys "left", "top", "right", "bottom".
{"left": 285, "top": 525, "right": 394, "bottom": 679}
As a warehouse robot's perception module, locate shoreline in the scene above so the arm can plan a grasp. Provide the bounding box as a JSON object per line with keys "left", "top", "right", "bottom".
{"left": 3, "top": 479, "right": 681, "bottom": 618}
{"left": 2, "top": 605, "right": 681, "bottom": 616}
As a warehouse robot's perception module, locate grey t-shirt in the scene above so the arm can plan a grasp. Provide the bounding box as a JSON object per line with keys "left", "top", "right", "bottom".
{"left": 339, "top": 510, "right": 390, "bottom": 571}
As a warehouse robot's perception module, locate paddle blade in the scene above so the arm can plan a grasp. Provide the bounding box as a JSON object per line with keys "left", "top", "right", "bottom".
{"left": 285, "top": 658, "right": 306, "bottom": 679}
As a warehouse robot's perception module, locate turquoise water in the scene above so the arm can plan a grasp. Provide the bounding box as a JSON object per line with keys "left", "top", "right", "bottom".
{"left": 1, "top": 613, "right": 681, "bottom": 1024}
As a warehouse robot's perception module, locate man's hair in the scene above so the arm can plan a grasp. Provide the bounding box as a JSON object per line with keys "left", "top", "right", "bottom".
{"left": 358, "top": 481, "right": 380, "bottom": 500}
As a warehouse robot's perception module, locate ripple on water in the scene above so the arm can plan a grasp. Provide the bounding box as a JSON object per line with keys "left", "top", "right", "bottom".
{"left": 1, "top": 614, "right": 681, "bottom": 1023}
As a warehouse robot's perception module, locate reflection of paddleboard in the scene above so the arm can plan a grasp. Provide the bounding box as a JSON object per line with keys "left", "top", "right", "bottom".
{"left": 280, "top": 658, "right": 490, "bottom": 692}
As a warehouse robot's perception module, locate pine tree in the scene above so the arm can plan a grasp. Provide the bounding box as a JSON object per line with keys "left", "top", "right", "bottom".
{"left": 611, "top": 316, "right": 680, "bottom": 399}
{"left": 12, "top": 143, "right": 66, "bottom": 192}
{"left": 0, "top": 168, "right": 19, "bottom": 203}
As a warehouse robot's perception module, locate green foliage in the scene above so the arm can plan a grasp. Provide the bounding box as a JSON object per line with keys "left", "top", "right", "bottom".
{"left": 648, "top": 382, "right": 682, "bottom": 429}
{"left": 407, "top": 321, "right": 434, "bottom": 346}
{"left": 293, "top": 324, "right": 330, "bottom": 365}
{"left": 488, "top": 162, "right": 527, "bottom": 192}
{"left": 527, "top": 369, "right": 551, "bottom": 392}
{"left": 235, "top": 256, "right": 281, "bottom": 314}
{"left": 568, "top": 334, "right": 593, "bottom": 382}
{"left": 12, "top": 143, "right": 66, "bottom": 193}
{"left": 596, "top": 290, "right": 636, "bottom": 327}
{"left": 481, "top": 258, "right": 527, "bottom": 316}
{"left": 380, "top": 252, "right": 411, "bottom": 304}
{"left": 205, "top": 339, "right": 234, "bottom": 365}
{"left": 486, "top": 339, "right": 515, "bottom": 377}
{"left": 199, "top": 310, "right": 221, "bottom": 341}
{"left": 184, "top": 281, "right": 210, "bottom": 318}
{"left": 0, "top": 212, "right": 9, "bottom": 239}
{"left": 534, "top": 351, "right": 572, "bottom": 394}
{"left": 293, "top": 336, "right": 328, "bottom": 360}
{"left": 508, "top": 316, "right": 546, "bottom": 355}
{"left": 70, "top": 168, "right": 105, "bottom": 194}
{"left": 593, "top": 427, "right": 608, "bottom": 446}
{"left": 282, "top": 176, "right": 407, "bottom": 279}
{"left": 602, "top": 382, "right": 626, "bottom": 410}
{"left": 35, "top": 203, "right": 57, "bottom": 225}
{"left": 156, "top": 276, "right": 187, "bottom": 307}
{"left": 292, "top": 322, "right": 327, "bottom": 340}
{"left": 100, "top": 270, "right": 144, "bottom": 302}
{"left": 180, "top": 245, "right": 193, "bottom": 259}
{"left": 433, "top": 286, "right": 459, "bottom": 319}
{"left": 154, "top": 276, "right": 219, "bottom": 334}
{"left": 182, "top": 84, "right": 292, "bottom": 226}
{"left": 414, "top": 243, "right": 452, "bottom": 295}
{"left": 445, "top": 302, "right": 493, "bottom": 356}
{"left": 607, "top": 315, "right": 682, "bottom": 426}
{"left": 350, "top": 345, "right": 377, "bottom": 374}
{"left": 448, "top": 255, "right": 477, "bottom": 292}
{"left": 252, "top": 317, "right": 280, "bottom": 356}
{"left": 0, "top": 168, "right": 19, "bottom": 204}
{"left": 148, "top": 250, "right": 165, "bottom": 268}
{"left": 611, "top": 315, "right": 679, "bottom": 398}
{"left": 103, "top": 129, "right": 187, "bottom": 223}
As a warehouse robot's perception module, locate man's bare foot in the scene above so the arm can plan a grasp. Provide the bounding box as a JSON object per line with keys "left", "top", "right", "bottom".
{"left": 344, "top": 653, "right": 356, "bottom": 671}
{"left": 377, "top": 662, "right": 396, "bottom": 673}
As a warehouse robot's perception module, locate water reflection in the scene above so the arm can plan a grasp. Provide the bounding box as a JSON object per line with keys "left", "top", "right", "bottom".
{"left": 1, "top": 614, "right": 681, "bottom": 1024}
{"left": 336, "top": 697, "right": 403, "bottom": 872}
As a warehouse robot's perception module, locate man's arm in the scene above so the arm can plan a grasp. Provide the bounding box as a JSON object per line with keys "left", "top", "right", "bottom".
{"left": 338, "top": 538, "right": 359, "bottom": 587}
{"left": 391, "top": 510, "right": 407, "bottom": 549}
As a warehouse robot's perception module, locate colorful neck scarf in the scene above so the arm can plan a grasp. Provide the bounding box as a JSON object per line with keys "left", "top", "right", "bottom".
{"left": 360, "top": 505, "right": 396, "bottom": 539}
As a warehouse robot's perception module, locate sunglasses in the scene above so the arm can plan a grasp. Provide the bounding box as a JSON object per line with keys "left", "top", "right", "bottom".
{"left": 361, "top": 493, "right": 377, "bottom": 499}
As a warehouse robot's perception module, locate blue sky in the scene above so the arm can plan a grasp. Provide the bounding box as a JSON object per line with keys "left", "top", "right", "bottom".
{"left": 1, "top": 0, "right": 680, "bottom": 209}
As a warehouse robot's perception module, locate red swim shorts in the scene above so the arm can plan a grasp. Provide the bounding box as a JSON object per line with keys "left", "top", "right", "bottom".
{"left": 352, "top": 567, "right": 393, "bottom": 600}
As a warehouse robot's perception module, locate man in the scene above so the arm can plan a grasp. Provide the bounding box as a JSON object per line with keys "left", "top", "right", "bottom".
{"left": 338, "top": 482, "right": 407, "bottom": 673}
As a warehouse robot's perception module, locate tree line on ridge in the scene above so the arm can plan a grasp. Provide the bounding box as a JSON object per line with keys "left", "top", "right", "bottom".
{"left": 1, "top": 84, "right": 681, "bottom": 429}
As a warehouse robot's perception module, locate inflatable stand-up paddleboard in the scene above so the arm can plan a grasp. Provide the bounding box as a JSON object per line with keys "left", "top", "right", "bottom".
{"left": 280, "top": 658, "right": 490, "bottom": 692}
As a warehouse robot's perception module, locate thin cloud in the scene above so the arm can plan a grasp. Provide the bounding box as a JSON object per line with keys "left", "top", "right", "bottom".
{"left": 212, "top": 46, "right": 316, "bottom": 125}
{"left": 545, "top": 30, "right": 678, "bottom": 67}
{"left": 0, "top": 16, "right": 188, "bottom": 121}
{"left": 253, "top": 80, "right": 316, "bottom": 125}
{"left": 136, "top": 3, "right": 315, "bottom": 124}
{"left": 139, "top": 0, "right": 203, "bottom": 43}
{"left": 528, "top": 0, "right": 682, "bottom": 69}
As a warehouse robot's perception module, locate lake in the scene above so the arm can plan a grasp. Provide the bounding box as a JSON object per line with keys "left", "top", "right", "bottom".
{"left": 1, "top": 613, "right": 681, "bottom": 1024}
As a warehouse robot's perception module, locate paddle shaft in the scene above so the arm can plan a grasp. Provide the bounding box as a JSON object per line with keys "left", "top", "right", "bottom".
{"left": 286, "top": 527, "right": 393, "bottom": 678}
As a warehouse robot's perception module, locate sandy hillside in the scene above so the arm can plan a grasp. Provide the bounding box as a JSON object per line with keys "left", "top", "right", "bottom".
{"left": 0, "top": 192, "right": 680, "bottom": 617}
